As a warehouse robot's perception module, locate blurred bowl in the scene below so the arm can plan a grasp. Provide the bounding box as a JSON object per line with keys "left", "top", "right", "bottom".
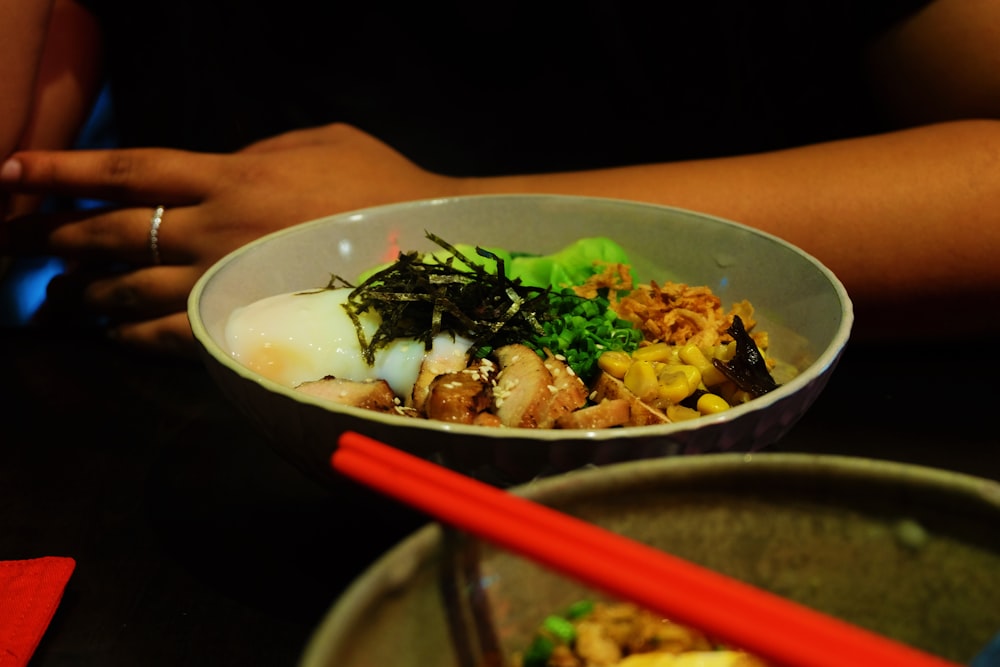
{"left": 188, "top": 194, "right": 853, "bottom": 485}
{"left": 300, "top": 453, "right": 1000, "bottom": 666}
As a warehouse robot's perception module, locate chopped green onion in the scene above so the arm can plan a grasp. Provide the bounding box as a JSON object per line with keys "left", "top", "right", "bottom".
{"left": 521, "top": 635, "right": 556, "bottom": 667}
{"left": 526, "top": 288, "right": 642, "bottom": 380}
{"left": 542, "top": 615, "right": 577, "bottom": 644}
{"left": 565, "top": 599, "right": 596, "bottom": 619}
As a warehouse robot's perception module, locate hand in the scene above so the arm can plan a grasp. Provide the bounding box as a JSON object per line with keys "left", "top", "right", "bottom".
{"left": 0, "top": 123, "right": 457, "bottom": 355}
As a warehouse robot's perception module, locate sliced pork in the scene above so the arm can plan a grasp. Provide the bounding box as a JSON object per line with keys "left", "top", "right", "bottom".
{"left": 556, "top": 398, "right": 632, "bottom": 430}
{"left": 589, "top": 372, "right": 671, "bottom": 426}
{"left": 424, "top": 358, "right": 498, "bottom": 424}
{"left": 295, "top": 376, "right": 400, "bottom": 413}
{"left": 493, "top": 344, "right": 587, "bottom": 429}
{"left": 410, "top": 344, "right": 471, "bottom": 412}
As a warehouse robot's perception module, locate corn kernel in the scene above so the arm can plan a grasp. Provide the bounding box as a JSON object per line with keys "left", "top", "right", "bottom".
{"left": 730, "top": 389, "right": 753, "bottom": 405}
{"left": 597, "top": 350, "right": 631, "bottom": 379}
{"left": 717, "top": 381, "right": 752, "bottom": 406}
{"left": 679, "top": 343, "right": 709, "bottom": 367}
{"left": 666, "top": 404, "right": 701, "bottom": 422}
{"left": 632, "top": 342, "right": 673, "bottom": 363}
{"left": 679, "top": 344, "right": 727, "bottom": 386}
{"left": 696, "top": 393, "right": 730, "bottom": 415}
{"left": 624, "top": 360, "right": 659, "bottom": 402}
{"left": 714, "top": 341, "right": 737, "bottom": 362}
{"left": 704, "top": 366, "right": 729, "bottom": 387}
{"left": 657, "top": 371, "right": 694, "bottom": 403}
{"left": 675, "top": 364, "right": 701, "bottom": 389}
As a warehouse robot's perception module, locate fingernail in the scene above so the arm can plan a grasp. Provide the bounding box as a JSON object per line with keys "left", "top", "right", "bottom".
{"left": 0, "top": 158, "right": 23, "bottom": 182}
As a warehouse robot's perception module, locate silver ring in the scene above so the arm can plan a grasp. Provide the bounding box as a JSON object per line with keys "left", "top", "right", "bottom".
{"left": 149, "top": 205, "right": 165, "bottom": 265}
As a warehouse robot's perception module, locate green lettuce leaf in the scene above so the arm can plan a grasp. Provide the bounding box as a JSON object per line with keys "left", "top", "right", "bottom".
{"left": 508, "top": 237, "right": 631, "bottom": 288}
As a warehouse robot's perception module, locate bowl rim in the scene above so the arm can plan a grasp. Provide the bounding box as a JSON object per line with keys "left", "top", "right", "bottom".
{"left": 188, "top": 193, "right": 855, "bottom": 443}
{"left": 297, "top": 451, "right": 1000, "bottom": 667}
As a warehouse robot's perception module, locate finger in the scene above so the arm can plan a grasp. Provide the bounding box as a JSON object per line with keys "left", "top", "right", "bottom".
{"left": 3, "top": 204, "right": 193, "bottom": 265}
{"left": 108, "top": 311, "right": 199, "bottom": 359}
{"left": 48, "top": 263, "right": 199, "bottom": 320}
{"left": 2, "top": 206, "right": 117, "bottom": 257}
{"left": 87, "top": 265, "right": 199, "bottom": 319}
{"left": 0, "top": 147, "right": 219, "bottom": 203}
{"left": 3, "top": 192, "right": 43, "bottom": 221}
{"left": 40, "top": 262, "right": 116, "bottom": 316}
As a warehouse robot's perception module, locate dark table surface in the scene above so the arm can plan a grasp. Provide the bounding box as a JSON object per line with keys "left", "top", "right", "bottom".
{"left": 2, "top": 262, "right": 998, "bottom": 666}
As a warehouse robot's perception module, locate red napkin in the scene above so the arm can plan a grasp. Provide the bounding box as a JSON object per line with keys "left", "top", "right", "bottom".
{"left": 0, "top": 557, "right": 75, "bottom": 667}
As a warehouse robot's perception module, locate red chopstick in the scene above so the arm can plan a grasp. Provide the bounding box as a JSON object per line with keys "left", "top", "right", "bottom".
{"left": 331, "top": 431, "right": 960, "bottom": 667}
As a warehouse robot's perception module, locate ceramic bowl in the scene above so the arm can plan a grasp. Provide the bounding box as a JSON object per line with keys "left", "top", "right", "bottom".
{"left": 188, "top": 195, "right": 853, "bottom": 485}
{"left": 299, "top": 453, "right": 1000, "bottom": 666}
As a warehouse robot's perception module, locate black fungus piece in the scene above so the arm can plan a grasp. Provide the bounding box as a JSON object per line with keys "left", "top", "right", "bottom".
{"left": 712, "top": 315, "right": 780, "bottom": 398}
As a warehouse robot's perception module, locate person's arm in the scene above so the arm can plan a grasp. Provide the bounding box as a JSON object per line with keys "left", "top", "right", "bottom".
{"left": 0, "top": 1, "right": 54, "bottom": 160}
{"left": 17, "top": 0, "right": 104, "bottom": 151}
{"left": 3, "top": 0, "right": 103, "bottom": 219}
{"left": 4, "top": 118, "right": 998, "bottom": 350}
{"left": 462, "top": 119, "right": 1000, "bottom": 337}
{"left": 468, "top": 0, "right": 1000, "bottom": 336}
{"left": 2, "top": 0, "right": 998, "bottom": 352}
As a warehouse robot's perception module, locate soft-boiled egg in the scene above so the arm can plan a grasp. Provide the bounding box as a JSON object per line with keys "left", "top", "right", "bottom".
{"left": 224, "top": 287, "right": 471, "bottom": 397}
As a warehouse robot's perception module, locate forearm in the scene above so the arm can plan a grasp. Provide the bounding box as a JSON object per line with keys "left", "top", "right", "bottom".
{"left": 463, "top": 120, "right": 1000, "bottom": 335}
{"left": 0, "top": 0, "right": 55, "bottom": 159}
{"left": 5, "top": 0, "right": 103, "bottom": 219}
{"left": 18, "top": 0, "right": 104, "bottom": 152}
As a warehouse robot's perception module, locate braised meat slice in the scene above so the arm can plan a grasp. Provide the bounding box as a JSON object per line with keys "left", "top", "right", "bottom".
{"left": 492, "top": 344, "right": 552, "bottom": 428}
{"left": 556, "top": 398, "right": 632, "bottom": 430}
{"left": 590, "top": 372, "right": 670, "bottom": 426}
{"left": 295, "top": 376, "right": 400, "bottom": 413}
{"left": 410, "top": 345, "right": 471, "bottom": 412}
{"left": 424, "top": 358, "right": 498, "bottom": 424}
{"left": 493, "top": 344, "right": 587, "bottom": 429}
{"left": 543, "top": 353, "right": 589, "bottom": 424}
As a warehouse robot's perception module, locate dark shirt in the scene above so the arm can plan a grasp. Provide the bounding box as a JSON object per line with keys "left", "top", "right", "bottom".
{"left": 85, "top": 1, "right": 931, "bottom": 175}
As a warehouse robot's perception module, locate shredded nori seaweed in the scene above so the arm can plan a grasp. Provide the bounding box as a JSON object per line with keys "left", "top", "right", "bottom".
{"left": 326, "top": 232, "right": 552, "bottom": 365}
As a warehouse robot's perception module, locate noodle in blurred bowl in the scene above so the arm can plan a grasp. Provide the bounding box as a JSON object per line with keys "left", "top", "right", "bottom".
{"left": 300, "top": 453, "right": 1000, "bottom": 666}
